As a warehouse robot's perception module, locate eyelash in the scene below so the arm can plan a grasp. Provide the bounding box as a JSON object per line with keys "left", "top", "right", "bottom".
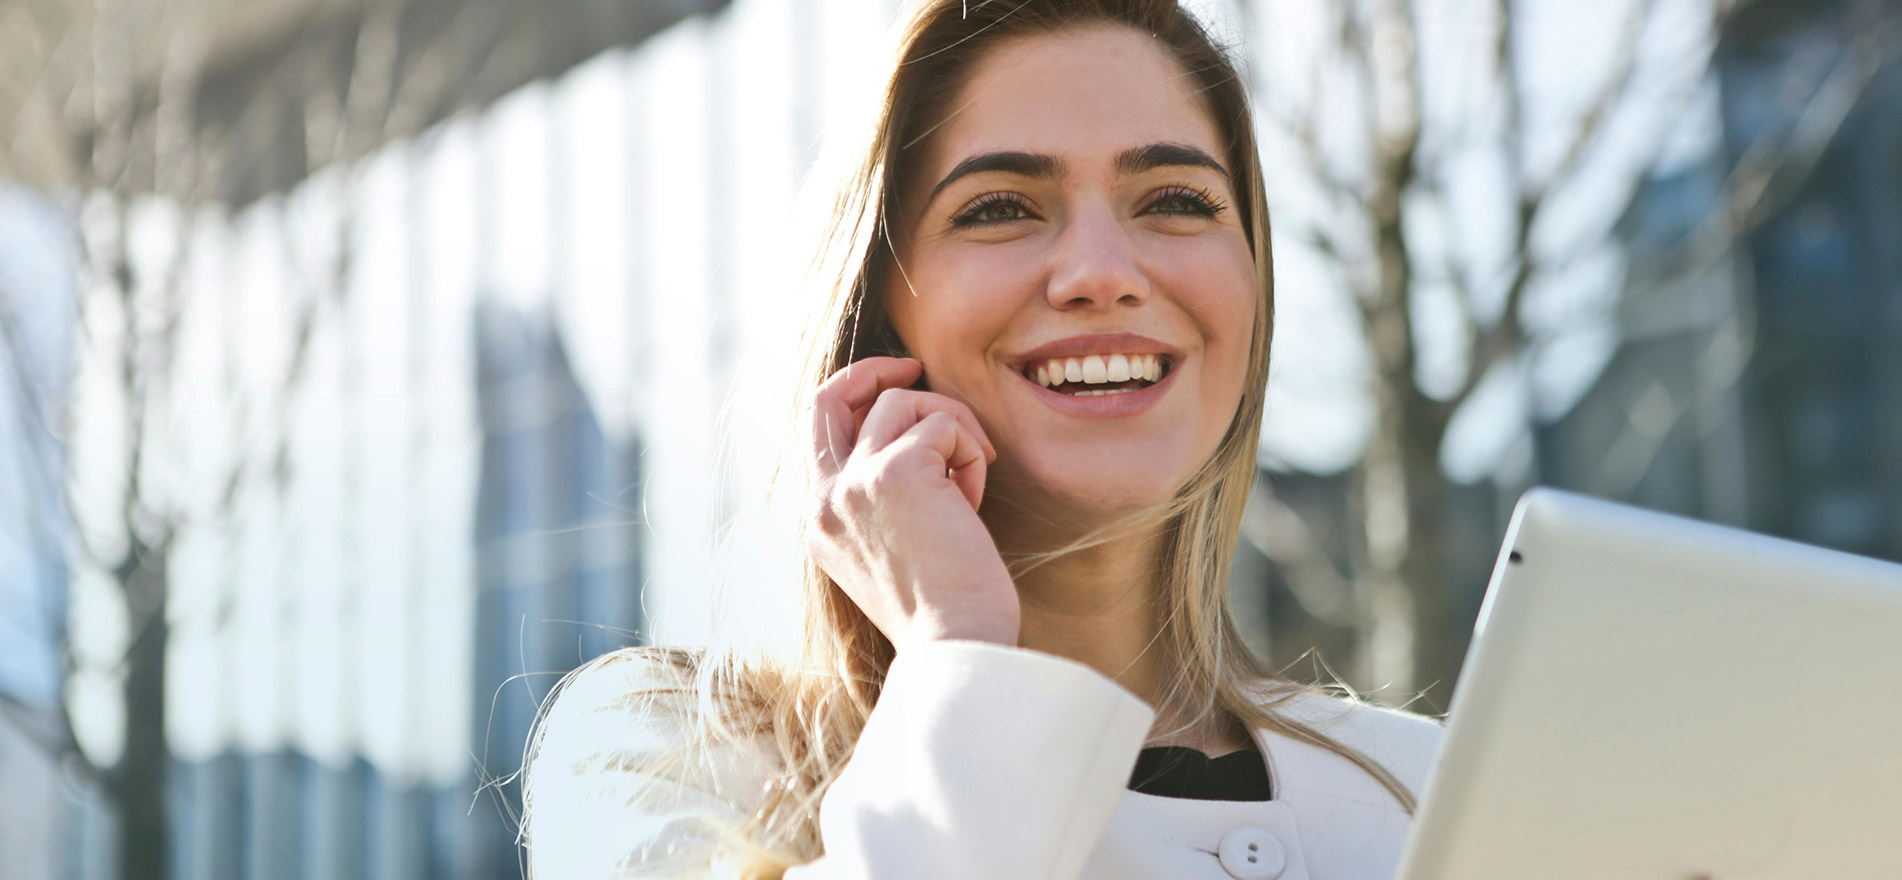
{"left": 1150, "top": 185, "right": 1228, "bottom": 218}
{"left": 950, "top": 192, "right": 1032, "bottom": 226}
{"left": 948, "top": 186, "right": 1229, "bottom": 227}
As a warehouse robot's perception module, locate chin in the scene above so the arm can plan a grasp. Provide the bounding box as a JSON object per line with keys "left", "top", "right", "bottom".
{"left": 1001, "top": 445, "right": 1195, "bottom": 517}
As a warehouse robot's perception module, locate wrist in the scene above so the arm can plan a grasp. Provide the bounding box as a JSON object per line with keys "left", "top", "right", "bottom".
{"left": 900, "top": 608, "right": 1020, "bottom": 650}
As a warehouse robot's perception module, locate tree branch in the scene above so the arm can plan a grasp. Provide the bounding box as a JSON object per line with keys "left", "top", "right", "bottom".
{"left": 1584, "top": 309, "right": 1755, "bottom": 497}
{"left": 1445, "top": 0, "right": 1722, "bottom": 417}
{"left": 1444, "top": 0, "right": 1656, "bottom": 416}
{"left": 1538, "top": 0, "right": 1659, "bottom": 201}
{"left": 1660, "top": 3, "right": 1902, "bottom": 280}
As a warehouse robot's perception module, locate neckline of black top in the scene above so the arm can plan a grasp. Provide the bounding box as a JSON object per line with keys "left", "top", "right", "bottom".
{"left": 1127, "top": 744, "right": 1274, "bottom": 802}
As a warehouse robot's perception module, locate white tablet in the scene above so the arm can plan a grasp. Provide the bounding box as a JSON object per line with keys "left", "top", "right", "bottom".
{"left": 1397, "top": 488, "right": 1902, "bottom": 880}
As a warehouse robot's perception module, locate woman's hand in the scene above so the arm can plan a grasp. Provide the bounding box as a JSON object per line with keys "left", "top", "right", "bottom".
{"left": 804, "top": 357, "right": 1020, "bottom": 651}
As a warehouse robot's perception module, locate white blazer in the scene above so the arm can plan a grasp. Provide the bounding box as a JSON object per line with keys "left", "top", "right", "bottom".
{"left": 527, "top": 640, "right": 1445, "bottom": 880}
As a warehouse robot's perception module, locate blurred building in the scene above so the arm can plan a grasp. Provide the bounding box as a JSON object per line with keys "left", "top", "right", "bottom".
{"left": 0, "top": 188, "right": 91, "bottom": 880}
{"left": 467, "top": 300, "right": 644, "bottom": 880}
{"left": 158, "top": 299, "right": 644, "bottom": 880}
{"left": 3, "top": 0, "right": 914, "bottom": 876}
{"left": 1544, "top": 0, "right": 1902, "bottom": 562}
{"left": 0, "top": 0, "right": 788, "bottom": 877}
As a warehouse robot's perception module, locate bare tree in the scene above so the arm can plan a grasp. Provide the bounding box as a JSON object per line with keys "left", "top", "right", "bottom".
{"left": 0, "top": 2, "right": 419, "bottom": 877}
{"left": 1237, "top": 0, "right": 1901, "bottom": 706}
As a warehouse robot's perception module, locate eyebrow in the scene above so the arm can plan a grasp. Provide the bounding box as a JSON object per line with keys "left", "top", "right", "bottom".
{"left": 925, "top": 151, "right": 1063, "bottom": 208}
{"left": 921, "top": 141, "right": 1230, "bottom": 213}
{"left": 1116, "top": 142, "right": 1228, "bottom": 178}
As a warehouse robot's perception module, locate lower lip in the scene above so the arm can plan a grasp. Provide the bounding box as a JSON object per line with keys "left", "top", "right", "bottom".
{"left": 1017, "top": 362, "right": 1180, "bottom": 418}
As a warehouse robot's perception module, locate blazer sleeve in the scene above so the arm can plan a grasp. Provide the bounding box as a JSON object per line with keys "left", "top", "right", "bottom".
{"left": 525, "top": 641, "right": 1156, "bottom": 880}
{"left": 786, "top": 640, "right": 1156, "bottom": 880}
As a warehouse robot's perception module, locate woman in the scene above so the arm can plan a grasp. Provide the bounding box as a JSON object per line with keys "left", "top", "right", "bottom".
{"left": 525, "top": 1, "right": 1443, "bottom": 877}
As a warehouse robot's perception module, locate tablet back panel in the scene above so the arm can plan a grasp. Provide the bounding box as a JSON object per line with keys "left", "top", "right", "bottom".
{"left": 1398, "top": 488, "right": 1902, "bottom": 880}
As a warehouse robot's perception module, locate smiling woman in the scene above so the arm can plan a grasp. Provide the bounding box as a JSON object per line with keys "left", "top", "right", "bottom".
{"left": 522, "top": 2, "right": 1442, "bottom": 879}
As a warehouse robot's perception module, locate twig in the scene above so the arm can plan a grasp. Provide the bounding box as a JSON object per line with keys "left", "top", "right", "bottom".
{"left": 1661, "top": 4, "right": 1901, "bottom": 282}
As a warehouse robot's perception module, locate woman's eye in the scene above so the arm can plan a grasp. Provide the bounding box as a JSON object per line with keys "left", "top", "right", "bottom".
{"left": 952, "top": 194, "right": 1032, "bottom": 226}
{"left": 1146, "top": 186, "right": 1227, "bottom": 218}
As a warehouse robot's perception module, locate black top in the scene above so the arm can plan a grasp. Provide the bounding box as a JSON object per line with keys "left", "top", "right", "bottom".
{"left": 1127, "top": 744, "right": 1274, "bottom": 801}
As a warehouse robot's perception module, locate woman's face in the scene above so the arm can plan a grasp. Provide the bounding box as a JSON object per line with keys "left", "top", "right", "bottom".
{"left": 885, "top": 24, "right": 1257, "bottom": 516}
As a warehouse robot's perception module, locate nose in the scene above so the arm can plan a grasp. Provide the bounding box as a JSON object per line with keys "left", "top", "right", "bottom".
{"left": 1044, "top": 205, "right": 1151, "bottom": 310}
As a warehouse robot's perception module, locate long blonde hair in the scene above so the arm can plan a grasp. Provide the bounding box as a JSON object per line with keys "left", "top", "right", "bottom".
{"left": 525, "top": 1, "right": 1415, "bottom": 876}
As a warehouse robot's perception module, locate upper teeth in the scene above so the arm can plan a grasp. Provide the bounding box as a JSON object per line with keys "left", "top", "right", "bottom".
{"left": 1031, "top": 354, "right": 1165, "bottom": 388}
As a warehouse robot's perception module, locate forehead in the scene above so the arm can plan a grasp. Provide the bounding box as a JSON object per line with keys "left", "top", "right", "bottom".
{"left": 922, "top": 24, "right": 1227, "bottom": 180}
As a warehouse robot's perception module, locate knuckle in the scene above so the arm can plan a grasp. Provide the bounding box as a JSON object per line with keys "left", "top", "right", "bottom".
{"left": 940, "top": 396, "right": 976, "bottom": 420}
{"left": 872, "top": 387, "right": 915, "bottom": 410}
{"left": 810, "top": 379, "right": 841, "bottom": 405}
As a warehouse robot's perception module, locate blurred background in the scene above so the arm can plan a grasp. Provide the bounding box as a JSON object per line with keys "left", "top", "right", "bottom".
{"left": 0, "top": 0, "right": 1897, "bottom": 877}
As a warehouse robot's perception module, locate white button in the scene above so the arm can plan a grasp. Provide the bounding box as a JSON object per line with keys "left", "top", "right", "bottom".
{"left": 1217, "top": 826, "right": 1286, "bottom": 880}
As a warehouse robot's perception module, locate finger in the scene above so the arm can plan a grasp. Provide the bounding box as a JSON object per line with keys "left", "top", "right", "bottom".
{"left": 887, "top": 411, "right": 990, "bottom": 510}
{"left": 821, "top": 357, "right": 924, "bottom": 414}
{"left": 948, "top": 454, "right": 987, "bottom": 511}
{"left": 856, "top": 388, "right": 997, "bottom": 463}
{"left": 808, "top": 358, "right": 924, "bottom": 475}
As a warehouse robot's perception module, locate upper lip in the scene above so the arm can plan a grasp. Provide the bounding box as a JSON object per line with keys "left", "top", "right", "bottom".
{"left": 1008, "top": 332, "right": 1181, "bottom": 369}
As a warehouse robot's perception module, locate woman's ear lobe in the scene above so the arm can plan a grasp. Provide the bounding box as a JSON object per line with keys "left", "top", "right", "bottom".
{"left": 874, "top": 333, "right": 928, "bottom": 390}
{"left": 873, "top": 323, "right": 912, "bottom": 361}
{"left": 890, "top": 346, "right": 929, "bottom": 391}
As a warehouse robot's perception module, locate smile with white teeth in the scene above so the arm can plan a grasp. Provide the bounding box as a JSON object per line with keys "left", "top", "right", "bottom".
{"left": 1028, "top": 353, "right": 1170, "bottom": 396}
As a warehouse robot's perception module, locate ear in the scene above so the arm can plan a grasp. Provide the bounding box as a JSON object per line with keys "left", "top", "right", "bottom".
{"left": 860, "top": 284, "right": 913, "bottom": 361}
{"left": 878, "top": 331, "right": 929, "bottom": 392}
{"left": 875, "top": 319, "right": 912, "bottom": 360}
{"left": 860, "top": 316, "right": 926, "bottom": 391}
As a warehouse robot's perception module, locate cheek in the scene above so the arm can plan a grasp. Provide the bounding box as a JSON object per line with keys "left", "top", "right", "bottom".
{"left": 1171, "top": 239, "right": 1257, "bottom": 359}
{"left": 1170, "top": 239, "right": 1258, "bottom": 427}
{"left": 887, "top": 251, "right": 1028, "bottom": 387}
